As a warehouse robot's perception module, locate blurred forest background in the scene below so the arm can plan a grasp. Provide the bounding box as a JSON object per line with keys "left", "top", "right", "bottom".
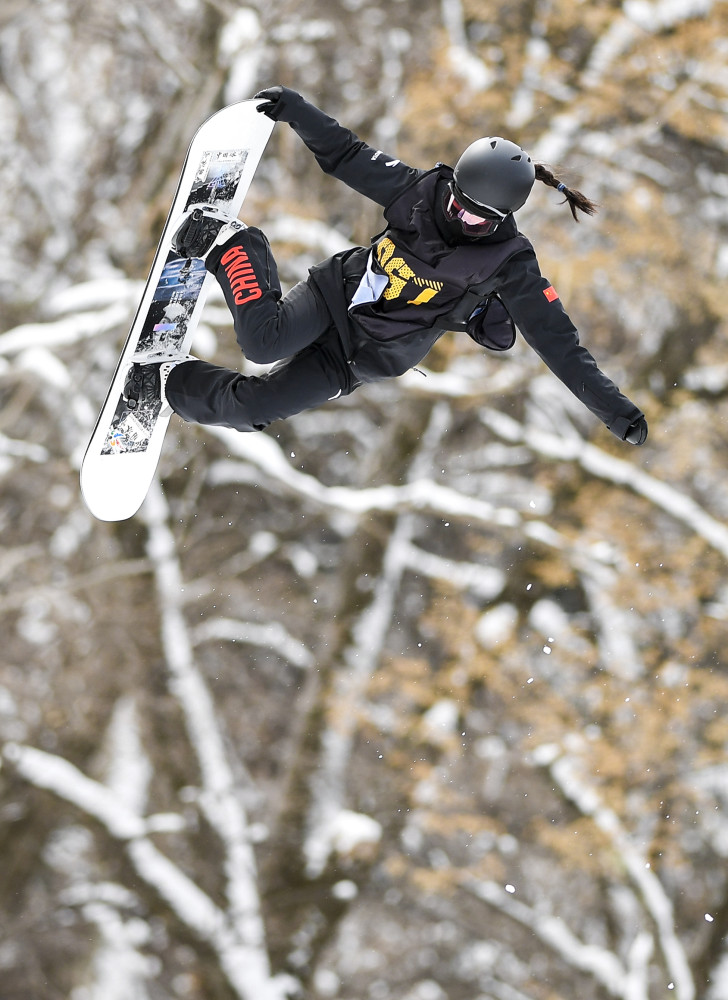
{"left": 2, "top": 1, "right": 728, "bottom": 998}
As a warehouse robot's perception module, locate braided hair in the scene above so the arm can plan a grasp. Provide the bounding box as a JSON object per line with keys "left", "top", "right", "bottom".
{"left": 534, "top": 163, "right": 598, "bottom": 221}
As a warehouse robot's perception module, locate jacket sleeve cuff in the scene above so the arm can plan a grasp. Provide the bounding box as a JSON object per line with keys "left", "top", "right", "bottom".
{"left": 608, "top": 413, "right": 639, "bottom": 440}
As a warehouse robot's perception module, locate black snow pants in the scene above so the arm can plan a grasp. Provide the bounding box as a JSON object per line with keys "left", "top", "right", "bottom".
{"left": 165, "top": 227, "right": 359, "bottom": 432}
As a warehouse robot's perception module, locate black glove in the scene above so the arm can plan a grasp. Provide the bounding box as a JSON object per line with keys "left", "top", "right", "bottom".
{"left": 466, "top": 297, "right": 516, "bottom": 352}
{"left": 623, "top": 415, "right": 648, "bottom": 446}
{"left": 254, "top": 86, "right": 297, "bottom": 121}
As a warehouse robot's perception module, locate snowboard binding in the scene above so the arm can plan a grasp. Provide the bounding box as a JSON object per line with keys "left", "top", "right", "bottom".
{"left": 172, "top": 203, "right": 246, "bottom": 261}
{"left": 123, "top": 362, "right": 159, "bottom": 411}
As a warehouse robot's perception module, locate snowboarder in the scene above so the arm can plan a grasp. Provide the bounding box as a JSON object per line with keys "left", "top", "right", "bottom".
{"left": 129, "top": 86, "right": 647, "bottom": 447}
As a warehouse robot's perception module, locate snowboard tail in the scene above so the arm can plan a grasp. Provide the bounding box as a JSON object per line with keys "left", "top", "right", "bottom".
{"left": 80, "top": 101, "right": 274, "bottom": 522}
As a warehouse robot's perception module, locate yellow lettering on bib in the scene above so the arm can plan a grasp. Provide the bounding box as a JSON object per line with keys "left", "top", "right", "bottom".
{"left": 407, "top": 287, "right": 439, "bottom": 305}
{"left": 376, "top": 238, "right": 415, "bottom": 300}
{"left": 375, "top": 238, "right": 442, "bottom": 305}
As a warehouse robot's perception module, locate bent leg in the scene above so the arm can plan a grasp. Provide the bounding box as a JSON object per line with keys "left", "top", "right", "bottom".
{"left": 165, "top": 330, "right": 357, "bottom": 433}
{"left": 208, "top": 227, "right": 330, "bottom": 364}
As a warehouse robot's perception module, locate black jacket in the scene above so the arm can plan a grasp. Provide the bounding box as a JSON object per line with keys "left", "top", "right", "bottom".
{"left": 278, "top": 90, "right": 644, "bottom": 440}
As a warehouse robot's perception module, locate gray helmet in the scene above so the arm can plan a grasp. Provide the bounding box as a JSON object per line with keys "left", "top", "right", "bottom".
{"left": 453, "top": 137, "right": 535, "bottom": 215}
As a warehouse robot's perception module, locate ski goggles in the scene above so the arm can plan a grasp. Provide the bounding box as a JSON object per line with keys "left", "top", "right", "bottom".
{"left": 445, "top": 185, "right": 508, "bottom": 235}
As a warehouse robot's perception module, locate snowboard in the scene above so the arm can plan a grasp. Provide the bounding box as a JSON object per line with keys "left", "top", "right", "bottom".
{"left": 80, "top": 100, "right": 274, "bottom": 522}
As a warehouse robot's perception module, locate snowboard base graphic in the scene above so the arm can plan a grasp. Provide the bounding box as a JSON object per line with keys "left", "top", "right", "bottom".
{"left": 80, "top": 101, "right": 274, "bottom": 522}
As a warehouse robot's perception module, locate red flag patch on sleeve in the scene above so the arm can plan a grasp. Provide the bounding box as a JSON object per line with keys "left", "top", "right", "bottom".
{"left": 543, "top": 285, "right": 559, "bottom": 302}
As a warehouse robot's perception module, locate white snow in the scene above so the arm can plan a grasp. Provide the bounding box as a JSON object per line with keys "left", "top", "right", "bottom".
{"left": 327, "top": 810, "right": 382, "bottom": 857}
{"left": 192, "top": 616, "right": 314, "bottom": 668}
{"left": 3, "top": 742, "right": 148, "bottom": 839}
{"left": 464, "top": 877, "right": 629, "bottom": 994}
{"left": 332, "top": 880, "right": 359, "bottom": 901}
{"left": 422, "top": 700, "right": 460, "bottom": 742}
{"left": 69, "top": 902, "right": 156, "bottom": 1000}
{"left": 706, "top": 955, "right": 728, "bottom": 1000}
{"left": 304, "top": 405, "right": 457, "bottom": 877}
{"left": 262, "top": 215, "right": 353, "bottom": 258}
{"left": 528, "top": 598, "right": 570, "bottom": 639}
{"left": 207, "top": 425, "right": 520, "bottom": 528}
{"left": 480, "top": 407, "right": 728, "bottom": 564}
{"left": 544, "top": 747, "right": 696, "bottom": 1000}
{"left": 441, "top": 0, "right": 494, "bottom": 90}
{"left": 104, "top": 696, "right": 151, "bottom": 818}
{"left": 220, "top": 10, "right": 266, "bottom": 105}
{"left": 625, "top": 0, "right": 714, "bottom": 31}
{"left": 2, "top": 729, "right": 287, "bottom": 1000}
{"left": 400, "top": 541, "right": 505, "bottom": 600}
{"left": 139, "top": 482, "right": 286, "bottom": 1000}
{"left": 475, "top": 604, "right": 518, "bottom": 649}
{"left": 0, "top": 302, "right": 133, "bottom": 356}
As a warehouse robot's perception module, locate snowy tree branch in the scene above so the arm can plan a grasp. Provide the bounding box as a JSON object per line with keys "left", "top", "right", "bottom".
{"left": 192, "top": 617, "right": 314, "bottom": 669}
{"left": 0, "top": 301, "right": 134, "bottom": 355}
{"left": 2, "top": 721, "right": 287, "bottom": 1000}
{"left": 138, "top": 480, "right": 289, "bottom": 1000}
{"left": 304, "top": 403, "right": 451, "bottom": 876}
{"left": 534, "top": 743, "right": 695, "bottom": 1000}
{"left": 461, "top": 877, "right": 631, "bottom": 998}
{"left": 206, "top": 426, "right": 520, "bottom": 527}
{"left": 2, "top": 741, "right": 226, "bottom": 944}
{"left": 481, "top": 408, "right": 728, "bottom": 564}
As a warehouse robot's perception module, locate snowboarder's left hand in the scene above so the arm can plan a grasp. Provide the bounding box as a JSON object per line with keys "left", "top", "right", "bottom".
{"left": 623, "top": 415, "right": 648, "bottom": 445}
{"left": 254, "top": 86, "right": 300, "bottom": 121}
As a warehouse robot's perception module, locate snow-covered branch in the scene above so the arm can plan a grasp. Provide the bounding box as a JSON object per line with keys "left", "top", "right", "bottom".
{"left": 481, "top": 408, "right": 728, "bottom": 564}
{"left": 0, "top": 299, "right": 134, "bottom": 356}
{"left": 534, "top": 743, "right": 695, "bottom": 1000}
{"left": 193, "top": 617, "right": 314, "bottom": 669}
{"left": 461, "top": 877, "right": 633, "bottom": 998}
{"left": 138, "top": 480, "right": 288, "bottom": 1000}
{"left": 304, "top": 507, "right": 412, "bottom": 877}
{"left": 206, "top": 426, "right": 520, "bottom": 527}
{"left": 0, "top": 432, "right": 48, "bottom": 465}
{"left": 399, "top": 362, "right": 526, "bottom": 398}
{"left": 440, "top": 0, "right": 493, "bottom": 90}
{"left": 3, "top": 742, "right": 149, "bottom": 840}
{"left": 399, "top": 539, "right": 505, "bottom": 601}
{"left": 304, "top": 403, "right": 451, "bottom": 876}
{"left": 2, "top": 741, "right": 227, "bottom": 945}
{"left": 3, "top": 702, "right": 287, "bottom": 1000}
{"left": 259, "top": 214, "right": 353, "bottom": 258}
{"left": 577, "top": 559, "right": 645, "bottom": 680}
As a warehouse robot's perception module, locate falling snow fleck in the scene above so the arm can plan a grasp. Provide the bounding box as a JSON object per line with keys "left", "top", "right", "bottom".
{"left": 505, "top": 884, "right": 516, "bottom": 894}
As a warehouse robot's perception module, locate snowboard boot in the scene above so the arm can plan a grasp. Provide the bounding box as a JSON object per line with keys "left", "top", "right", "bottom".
{"left": 172, "top": 204, "right": 247, "bottom": 261}
{"left": 123, "top": 356, "right": 195, "bottom": 418}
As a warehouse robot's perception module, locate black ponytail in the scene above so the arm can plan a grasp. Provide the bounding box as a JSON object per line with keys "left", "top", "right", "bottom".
{"left": 534, "top": 163, "right": 598, "bottom": 221}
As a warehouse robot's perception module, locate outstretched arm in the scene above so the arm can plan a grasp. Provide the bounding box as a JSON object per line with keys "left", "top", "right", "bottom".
{"left": 496, "top": 253, "right": 647, "bottom": 445}
{"left": 255, "top": 86, "right": 420, "bottom": 208}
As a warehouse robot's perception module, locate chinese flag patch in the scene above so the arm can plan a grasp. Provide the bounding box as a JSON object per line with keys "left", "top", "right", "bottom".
{"left": 543, "top": 285, "right": 559, "bottom": 302}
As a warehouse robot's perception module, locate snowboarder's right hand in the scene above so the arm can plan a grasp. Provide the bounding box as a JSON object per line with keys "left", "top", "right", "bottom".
{"left": 255, "top": 86, "right": 299, "bottom": 121}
